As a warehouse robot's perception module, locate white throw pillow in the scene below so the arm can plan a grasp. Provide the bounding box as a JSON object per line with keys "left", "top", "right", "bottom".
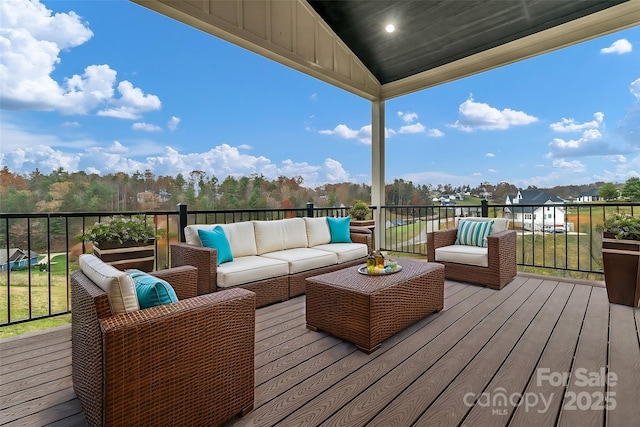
{"left": 79, "top": 254, "right": 139, "bottom": 314}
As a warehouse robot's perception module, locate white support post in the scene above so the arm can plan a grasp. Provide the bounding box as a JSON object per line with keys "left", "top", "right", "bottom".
{"left": 371, "top": 100, "right": 385, "bottom": 250}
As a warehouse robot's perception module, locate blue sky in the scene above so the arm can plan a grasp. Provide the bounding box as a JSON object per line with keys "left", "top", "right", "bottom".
{"left": 1, "top": 0, "right": 639, "bottom": 189}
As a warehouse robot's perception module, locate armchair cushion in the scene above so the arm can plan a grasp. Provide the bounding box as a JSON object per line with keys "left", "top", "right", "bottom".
{"left": 435, "top": 245, "right": 488, "bottom": 267}
{"left": 198, "top": 226, "right": 233, "bottom": 265}
{"left": 455, "top": 219, "right": 494, "bottom": 247}
{"left": 128, "top": 269, "right": 179, "bottom": 309}
{"left": 327, "top": 216, "right": 352, "bottom": 243}
{"left": 79, "top": 254, "right": 139, "bottom": 314}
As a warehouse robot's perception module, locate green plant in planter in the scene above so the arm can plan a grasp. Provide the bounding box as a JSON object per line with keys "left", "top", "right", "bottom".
{"left": 596, "top": 213, "right": 640, "bottom": 240}
{"left": 349, "top": 201, "right": 371, "bottom": 221}
{"left": 80, "top": 215, "right": 157, "bottom": 245}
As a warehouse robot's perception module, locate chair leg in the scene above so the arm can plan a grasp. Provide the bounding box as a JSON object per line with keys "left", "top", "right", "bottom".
{"left": 239, "top": 403, "right": 254, "bottom": 417}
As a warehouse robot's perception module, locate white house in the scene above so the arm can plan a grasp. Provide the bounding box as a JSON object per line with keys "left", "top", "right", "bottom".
{"left": 576, "top": 188, "right": 601, "bottom": 203}
{"left": 505, "top": 189, "right": 566, "bottom": 231}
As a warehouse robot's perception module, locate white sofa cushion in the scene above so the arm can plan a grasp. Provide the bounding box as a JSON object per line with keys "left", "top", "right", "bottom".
{"left": 184, "top": 222, "right": 257, "bottom": 257}
{"left": 216, "top": 256, "right": 289, "bottom": 288}
{"left": 262, "top": 248, "right": 337, "bottom": 274}
{"left": 435, "top": 245, "right": 488, "bottom": 267}
{"left": 79, "top": 254, "right": 140, "bottom": 314}
{"left": 312, "top": 242, "right": 368, "bottom": 264}
{"left": 455, "top": 217, "right": 508, "bottom": 235}
{"left": 253, "top": 218, "right": 308, "bottom": 255}
{"left": 221, "top": 222, "right": 258, "bottom": 257}
{"left": 304, "top": 217, "right": 331, "bottom": 247}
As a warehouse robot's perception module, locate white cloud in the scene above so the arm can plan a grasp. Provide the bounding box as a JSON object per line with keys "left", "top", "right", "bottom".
{"left": 427, "top": 128, "right": 444, "bottom": 137}
{"left": 488, "top": 169, "right": 497, "bottom": 173}
{"left": 397, "top": 111, "right": 418, "bottom": 124}
{"left": 167, "top": 116, "right": 180, "bottom": 131}
{"left": 132, "top": 122, "right": 162, "bottom": 132}
{"left": 62, "top": 121, "right": 80, "bottom": 127}
{"left": 606, "top": 155, "right": 627, "bottom": 163}
{"left": 0, "top": 0, "right": 160, "bottom": 118}
{"left": 549, "top": 112, "right": 604, "bottom": 132}
{"left": 450, "top": 96, "right": 538, "bottom": 131}
{"left": 310, "top": 93, "right": 318, "bottom": 101}
{"left": 319, "top": 123, "right": 395, "bottom": 144}
{"left": 631, "top": 78, "right": 640, "bottom": 100}
{"left": 473, "top": 172, "right": 482, "bottom": 176}
{"left": 323, "top": 158, "right": 349, "bottom": 182}
{"left": 485, "top": 153, "right": 495, "bottom": 157}
{"left": 547, "top": 112, "right": 620, "bottom": 158}
{"left": 399, "top": 122, "right": 425, "bottom": 134}
{"left": 237, "top": 144, "right": 252, "bottom": 150}
{"left": 552, "top": 159, "right": 586, "bottom": 172}
{"left": 600, "top": 38, "right": 633, "bottom": 55}
{"left": 0, "top": 144, "right": 81, "bottom": 173}
{"left": 97, "top": 81, "right": 161, "bottom": 119}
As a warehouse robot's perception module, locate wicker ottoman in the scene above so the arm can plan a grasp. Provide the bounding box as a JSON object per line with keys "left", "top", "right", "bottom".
{"left": 305, "top": 259, "right": 444, "bottom": 353}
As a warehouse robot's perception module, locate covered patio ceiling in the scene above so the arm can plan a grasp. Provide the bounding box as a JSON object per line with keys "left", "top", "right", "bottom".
{"left": 133, "top": 0, "right": 639, "bottom": 101}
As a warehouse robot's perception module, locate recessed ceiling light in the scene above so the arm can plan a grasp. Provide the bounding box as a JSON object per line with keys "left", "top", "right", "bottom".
{"left": 385, "top": 24, "right": 395, "bottom": 33}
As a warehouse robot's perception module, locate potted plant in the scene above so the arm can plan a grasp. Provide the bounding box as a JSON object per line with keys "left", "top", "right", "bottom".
{"left": 80, "top": 215, "right": 158, "bottom": 272}
{"left": 597, "top": 213, "right": 640, "bottom": 307}
{"left": 349, "top": 201, "right": 374, "bottom": 227}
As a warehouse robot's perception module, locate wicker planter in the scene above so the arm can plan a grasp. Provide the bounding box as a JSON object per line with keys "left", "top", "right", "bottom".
{"left": 602, "top": 232, "right": 640, "bottom": 307}
{"left": 93, "top": 239, "right": 155, "bottom": 272}
{"left": 350, "top": 219, "right": 375, "bottom": 227}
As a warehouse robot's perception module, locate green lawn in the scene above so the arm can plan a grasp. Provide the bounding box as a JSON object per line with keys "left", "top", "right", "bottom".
{"left": 0, "top": 255, "right": 76, "bottom": 338}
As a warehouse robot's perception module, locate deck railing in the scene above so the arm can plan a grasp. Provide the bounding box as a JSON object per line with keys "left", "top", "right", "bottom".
{"left": 2, "top": 201, "right": 638, "bottom": 326}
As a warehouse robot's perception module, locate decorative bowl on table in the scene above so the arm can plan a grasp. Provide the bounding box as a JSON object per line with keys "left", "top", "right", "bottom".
{"left": 358, "top": 262, "right": 402, "bottom": 275}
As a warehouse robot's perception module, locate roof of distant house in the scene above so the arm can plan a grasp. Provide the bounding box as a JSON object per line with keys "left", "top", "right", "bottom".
{"left": 0, "top": 248, "right": 39, "bottom": 265}
{"left": 510, "top": 189, "right": 565, "bottom": 204}
{"left": 577, "top": 188, "right": 601, "bottom": 197}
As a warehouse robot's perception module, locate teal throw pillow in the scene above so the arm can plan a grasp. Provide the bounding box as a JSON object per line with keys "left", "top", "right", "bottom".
{"left": 128, "top": 269, "right": 178, "bottom": 309}
{"left": 455, "top": 220, "right": 494, "bottom": 248}
{"left": 198, "top": 226, "right": 233, "bottom": 265}
{"left": 327, "top": 216, "right": 352, "bottom": 243}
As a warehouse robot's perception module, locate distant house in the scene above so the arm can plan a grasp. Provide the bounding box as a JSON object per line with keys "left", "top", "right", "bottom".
{"left": 576, "top": 188, "right": 601, "bottom": 203}
{"left": 505, "top": 189, "right": 566, "bottom": 231}
{"left": 0, "top": 248, "right": 39, "bottom": 272}
{"left": 136, "top": 190, "right": 171, "bottom": 204}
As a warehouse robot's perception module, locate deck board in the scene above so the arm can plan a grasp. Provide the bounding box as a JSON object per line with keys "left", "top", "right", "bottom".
{"left": 509, "top": 282, "right": 592, "bottom": 426}
{"left": 0, "top": 274, "right": 638, "bottom": 427}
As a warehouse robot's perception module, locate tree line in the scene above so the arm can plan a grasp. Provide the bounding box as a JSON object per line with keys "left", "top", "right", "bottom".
{"left": 1, "top": 166, "right": 636, "bottom": 215}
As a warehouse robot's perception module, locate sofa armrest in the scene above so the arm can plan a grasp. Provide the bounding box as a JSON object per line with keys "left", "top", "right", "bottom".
{"left": 426, "top": 228, "right": 458, "bottom": 261}
{"left": 350, "top": 226, "right": 372, "bottom": 251}
{"left": 99, "top": 288, "right": 255, "bottom": 425}
{"left": 170, "top": 243, "right": 218, "bottom": 295}
{"left": 152, "top": 265, "right": 198, "bottom": 300}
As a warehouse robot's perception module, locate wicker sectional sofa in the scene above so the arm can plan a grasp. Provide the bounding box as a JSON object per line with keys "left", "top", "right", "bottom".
{"left": 171, "top": 217, "right": 371, "bottom": 307}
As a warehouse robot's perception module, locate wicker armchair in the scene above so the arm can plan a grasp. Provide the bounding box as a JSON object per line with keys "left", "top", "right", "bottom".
{"left": 71, "top": 265, "right": 255, "bottom": 427}
{"left": 426, "top": 218, "right": 516, "bottom": 290}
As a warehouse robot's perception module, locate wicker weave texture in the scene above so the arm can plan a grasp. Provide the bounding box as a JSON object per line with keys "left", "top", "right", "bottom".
{"left": 306, "top": 259, "right": 444, "bottom": 353}
{"left": 427, "top": 228, "right": 517, "bottom": 289}
{"left": 71, "top": 269, "right": 255, "bottom": 426}
{"left": 288, "top": 257, "right": 365, "bottom": 297}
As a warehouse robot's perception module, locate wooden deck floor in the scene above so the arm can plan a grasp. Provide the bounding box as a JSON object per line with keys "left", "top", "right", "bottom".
{"left": 1, "top": 275, "right": 639, "bottom": 427}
